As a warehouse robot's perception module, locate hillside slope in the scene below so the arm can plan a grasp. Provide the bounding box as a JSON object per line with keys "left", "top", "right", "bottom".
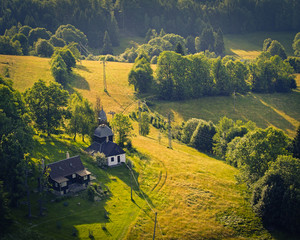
{"left": 1, "top": 54, "right": 298, "bottom": 239}
{"left": 0, "top": 54, "right": 299, "bottom": 137}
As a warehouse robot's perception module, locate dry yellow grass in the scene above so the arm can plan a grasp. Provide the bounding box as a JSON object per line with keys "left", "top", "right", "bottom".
{"left": 0, "top": 55, "right": 136, "bottom": 115}
{"left": 125, "top": 124, "right": 268, "bottom": 239}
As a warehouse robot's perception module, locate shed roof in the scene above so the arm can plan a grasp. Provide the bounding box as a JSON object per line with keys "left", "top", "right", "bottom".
{"left": 47, "top": 155, "right": 90, "bottom": 181}
{"left": 94, "top": 124, "right": 113, "bottom": 138}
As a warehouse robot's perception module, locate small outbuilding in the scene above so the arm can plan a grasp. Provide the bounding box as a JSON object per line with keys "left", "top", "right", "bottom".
{"left": 47, "top": 155, "right": 91, "bottom": 195}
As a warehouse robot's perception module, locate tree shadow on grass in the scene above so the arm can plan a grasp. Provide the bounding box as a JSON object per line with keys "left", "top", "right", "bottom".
{"left": 75, "top": 65, "right": 91, "bottom": 73}
{"left": 107, "top": 156, "right": 154, "bottom": 209}
{"left": 69, "top": 72, "right": 90, "bottom": 90}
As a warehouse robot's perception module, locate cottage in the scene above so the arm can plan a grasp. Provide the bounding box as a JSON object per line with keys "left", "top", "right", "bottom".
{"left": 47, "top": 155, "right": 91, "bottom": 195}
{"left": 86, "top": 109, "right": 126, "bottom": 166}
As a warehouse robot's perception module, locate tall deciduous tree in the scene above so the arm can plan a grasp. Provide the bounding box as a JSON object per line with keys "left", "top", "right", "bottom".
{"left": 25, "top": 80, "right": 69, "bottom": 136}
{"left": 111, "top": 113, "right": 133, "bottom": 147}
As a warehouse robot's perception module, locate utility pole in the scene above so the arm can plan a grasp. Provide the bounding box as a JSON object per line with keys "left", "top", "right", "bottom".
{"left": 39, "top": 159, "right": 45, "bottom": 216}
{"left": 129, "top": 164, "right": 133, "bottom": 201}
{"left": 108, "top": 111, "right": 116, "bottom": 119}
{"left": 100, "top": 59, "right": 107, "bottom": 92}
{"left": 168, "top": 113, "right": 172, "bottom": 149}
{"left": 153, "top": 212, "right": 157, "bottom": 240}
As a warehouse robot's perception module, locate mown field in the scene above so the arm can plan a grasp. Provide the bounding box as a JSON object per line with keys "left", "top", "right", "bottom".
{"left": 0, "top": 52, "right": 299, "bottom": 239}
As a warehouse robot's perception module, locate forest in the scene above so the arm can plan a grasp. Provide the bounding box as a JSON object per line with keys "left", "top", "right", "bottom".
{"left": 1, "top": 0, "right": 300, "bottom": 48}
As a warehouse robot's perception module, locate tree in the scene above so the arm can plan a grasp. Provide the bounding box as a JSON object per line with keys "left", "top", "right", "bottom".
{"left": 77, "top": 98, "right": 95, "bottom": 142}
{"left": 49, "top": 35, "right": 66, "bottom": 47}
{"left": 53, "top": 48, "right": 76, "bottom": 72}
{"left": 292, "top": 125, "right": 300, "bottom": 159}
{"left": 225, "top": 60, "right": 250, "bottom": 93}
{"left": 11, "top": 33, "right": 28, "bottom": 55}
{"left": 19, "top": 25, "right": 32, "bottom": 37}
{"left": 0, "top": 76, "right": 33, "bottom": 206}
{"left": 214, "top": 29, "right": 225, "bottom": 56}
{"left": 175, "top": 42, "right": 185, "bottom": 55}
{"left": 190, "top": 120, "right": 216, "bottom": 153}
{"left": 28, "top": 27, "right": 51, "bottom": 45}
{"left": 0, "top": 36, "right": 22, "bottom": 55}
{"left": 181, "top": 118, "right": 202, "bottom": 144}
{"left": 251, "top": 155, "right": 300, "bottom": 233}
{"left": 140, "top": 112, "right": 150, "bottom": 136}
{"left": 0, "top": 181, "right": 12, "bottom": 237}
{"left": 199, "top": 27, "right": 215, "bottom": 52}
{"left": 185, "top": 35, "right": 195, "bottom": 54}
{"left": 25, "top": 80, "right": 69, "bottom": 136}
{"left": 128, "top": 53, "right": 153, "bottom": 93}
{"left": 55, "top": 24, "right": 88, "bottom": 45}
{"left": 227, "top": 127, "right": 290, "bottom": 184}
{"left": 111, "top": 113, "right": 133, "bottom": 147}
{"left": 212, "top": 57, "right": 232, "bottom": 95}
{"left": 35, "top": 39, "right": 54, "bottom": 57}
{"left": 214, "top": 117, "right": 255, "bottom": 159}
{"left": 267, "top": 40, "right": 287, "bottom": 59}
{"left": 262, "top": 38, "right": 272, "bottom": 51}
{"left": 293, "top": 32, "right": 300, "bottom": 56}
{"left": 102, "top": 31, "right": 113, "bottom": 55}
{"left": 50, "top": 54, "right": 68, "bottom": 85}
{"left": 109, "top": 15, "right": 120, "bottom": 46}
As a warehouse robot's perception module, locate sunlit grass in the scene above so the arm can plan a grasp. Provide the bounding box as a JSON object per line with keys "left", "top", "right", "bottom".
{"left": 224, "top": 31, "right": 297, "bottom": 59}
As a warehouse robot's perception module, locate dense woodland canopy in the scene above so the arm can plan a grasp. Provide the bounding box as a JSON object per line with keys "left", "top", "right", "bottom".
{"left": 1, "top": 0, "right": 300, "bottom": 48}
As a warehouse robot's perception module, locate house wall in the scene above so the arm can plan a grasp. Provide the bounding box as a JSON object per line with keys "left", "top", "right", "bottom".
{"left": 107, "top": 153, "right": 126, "bottom": 166}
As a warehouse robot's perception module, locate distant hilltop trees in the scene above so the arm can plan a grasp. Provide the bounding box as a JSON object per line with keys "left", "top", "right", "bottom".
{"left": 0, "top": 0, "right": 300, "bottom": 49}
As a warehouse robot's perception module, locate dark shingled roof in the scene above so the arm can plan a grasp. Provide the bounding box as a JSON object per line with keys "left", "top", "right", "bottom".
{"left": 94, "top": 124, "right": 113, "bottom": 138}
{"left": 47, "top": 155, "right": 90, "bottom": 183}
{"left": 86, "top": 141, "right": 125, "bottom": 157}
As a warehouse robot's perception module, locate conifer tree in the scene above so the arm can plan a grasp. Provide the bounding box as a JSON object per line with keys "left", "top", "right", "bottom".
{"left": 102, "top": 31, "right": 113, "bottom": 55}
